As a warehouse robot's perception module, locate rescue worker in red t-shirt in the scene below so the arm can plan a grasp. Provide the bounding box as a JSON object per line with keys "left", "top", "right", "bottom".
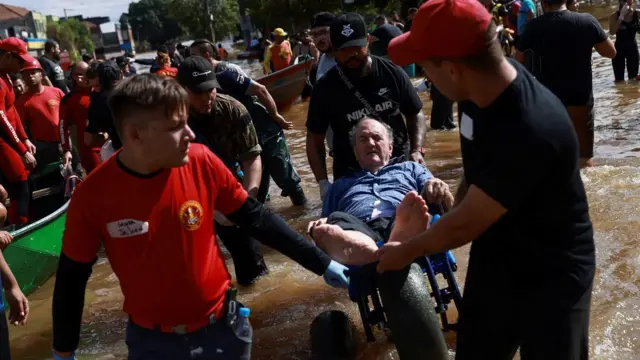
{"left": 155, "top": 51, "right": 178, "bottom": 78}
{"left": 0, "top": 38, "right": 37, "bottom": 225}
{"left": 16, "top": 59, "right": 65, "bottom": 171}
{"left": 51, "top": 74, "right": 349, "bottom": 360}
{"left": 60, "top": 61, "right": 102, "bottom": 174}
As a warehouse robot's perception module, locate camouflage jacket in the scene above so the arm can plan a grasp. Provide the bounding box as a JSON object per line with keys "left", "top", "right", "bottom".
{"left": 188, "top": 93, "right": 261, "bottom": 169}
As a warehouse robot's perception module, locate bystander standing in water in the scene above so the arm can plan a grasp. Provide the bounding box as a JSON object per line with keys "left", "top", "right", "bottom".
{"left": 516, "top": 0, "right": 616, "bottom": 167}
{"left": 609, "top": 0, "right": 640, "bottom": 81}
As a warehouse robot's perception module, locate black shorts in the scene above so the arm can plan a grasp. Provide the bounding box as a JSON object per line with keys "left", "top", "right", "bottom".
{"left": 455, "top": 263, "right": 593, "bottom": 360}
{"left": 326, "top": 212, "right": 395, "bottom": 244}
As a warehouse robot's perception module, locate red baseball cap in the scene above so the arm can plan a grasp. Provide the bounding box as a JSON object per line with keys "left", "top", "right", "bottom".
{"left": 388, "top": 0, "right": 492, "bottom": 66}
{"left": 20, "top": 58, "right": 42, "bottom": 72}
{"left": 0, "top": 37, "right": 36, "bottom": 64}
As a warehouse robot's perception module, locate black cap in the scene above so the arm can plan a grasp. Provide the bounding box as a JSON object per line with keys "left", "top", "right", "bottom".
{"left": 97, "top": 60, "right": 121, "bottom": 87}
{"left": 311, "top": 12, "right": 336, "bottom": 29}
{"left": 371, "top": 24, "right": 403, "bottom": 49}
{"left": 157, "top": 45, "right": 169, "bottom": 54}
{"left": 177, "top": 56, "right": 219, "bottom": 92}
{"left": 330, "top": 13, "right": 368, "bottom": 50}
{"left": 115, "top": 55, "right": 129, "bottom": 68}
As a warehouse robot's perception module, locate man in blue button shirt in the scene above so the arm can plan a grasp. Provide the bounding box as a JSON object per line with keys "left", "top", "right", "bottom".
{"left": 307, "top": 117, "right": 453, "bottom": 265}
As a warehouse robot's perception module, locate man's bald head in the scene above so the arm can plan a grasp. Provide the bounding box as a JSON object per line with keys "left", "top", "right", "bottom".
{"left": 71, "top": 61, "right": 90, "bottom": 88}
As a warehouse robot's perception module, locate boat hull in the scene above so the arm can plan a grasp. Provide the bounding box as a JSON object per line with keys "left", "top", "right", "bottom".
{"left": 4, "top": 201, "right": 68, "bottom": 296}
{"left": 257, "top": 60, "right": 313, "bottom": 111}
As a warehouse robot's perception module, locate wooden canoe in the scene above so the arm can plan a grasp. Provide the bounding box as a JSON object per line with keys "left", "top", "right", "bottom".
{"left": 256, "top": 59, "right": 313, "bottom": 111}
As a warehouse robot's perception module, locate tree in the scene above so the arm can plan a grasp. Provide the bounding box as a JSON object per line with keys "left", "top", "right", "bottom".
{"left": 167, "top": 0, "right": 239, "bottom": 42}
{"left": 46, "top": 18, "right": 94, "bottom": 61}
{"left": 126, "top": 0, "right": 186, "bottom": 48}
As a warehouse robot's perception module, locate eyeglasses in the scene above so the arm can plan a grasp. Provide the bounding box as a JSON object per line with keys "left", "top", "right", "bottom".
{"left": 310, "top": 28, "right": 329, "bottom": 37}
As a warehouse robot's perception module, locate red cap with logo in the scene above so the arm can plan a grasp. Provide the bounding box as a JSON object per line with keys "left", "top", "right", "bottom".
{"left": 20, "top": 58, "right": 42, "bottom": 72}
{"left": 0, "top": 37, "right": 37, "bottom": 64}
{"left": 388, "top": 0, "right": 492, "bottom": 66}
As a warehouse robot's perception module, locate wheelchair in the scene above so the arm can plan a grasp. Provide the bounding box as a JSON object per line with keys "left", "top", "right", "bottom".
{"left": 345, "top": 205, "right": 463, "bottom": 343}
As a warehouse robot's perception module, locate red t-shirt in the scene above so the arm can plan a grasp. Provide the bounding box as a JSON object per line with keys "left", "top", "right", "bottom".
{"left": 59, "top": 88, "right": 96, "bottom": 153}
{"left": 62, "top": 144, "right": 248, "bottom": 326}
{"left": 16, "top": 86, "right": 65, "bottom": 142}
{"left": 0, "top": 74, "right": 28, "bottom": 155}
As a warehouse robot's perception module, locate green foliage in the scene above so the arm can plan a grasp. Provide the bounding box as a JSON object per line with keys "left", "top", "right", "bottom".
{"left": 126, "top": 0, "right": 186, "bottom": 47}
{"left": 46, "top": 18, "right": 94, "bottom": 60}
{"left": 168, "top": 0, "right": 239, "bottom": 41}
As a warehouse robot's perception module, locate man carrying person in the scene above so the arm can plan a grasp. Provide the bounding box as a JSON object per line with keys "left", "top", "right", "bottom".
{"left": 377, "top": 1, "right": 596, "bottom": 359}
{"left": 51, "top": 74, "right": 348, "bottom": 360}
{"left": 515, "top": 0, "right": 616, "bottom": 167}
{"left": 177, "top": 56, "right": 270, "bottom": 285}
{"left": 0, "top": 38, "right": 37, "bottom": 225}
{"left": 306, "top": 13, "right": 426, "bottom": 200}
{"left": 60, "top": 61, "right": 102, "bottom": 174}
{"left": 38, "top": 40, "right": 69, "bottom": 94}
{"left": 16, "top": 59, "right": 65, "bottom": 171}
{"left": 190, "top": 41, "right": 308, "bottom": 205}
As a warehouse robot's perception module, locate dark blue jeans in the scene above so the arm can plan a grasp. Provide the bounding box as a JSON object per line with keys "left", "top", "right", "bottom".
{"left": 0, "top": 311, "right": 10, "bottom": 360}
{"left": 126, "top": 320, "right": 251, "bottom": 360}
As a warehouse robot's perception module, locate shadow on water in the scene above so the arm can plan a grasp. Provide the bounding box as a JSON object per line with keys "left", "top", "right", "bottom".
{"left": 8, "top": 11, "right": 640, "bottom": 358}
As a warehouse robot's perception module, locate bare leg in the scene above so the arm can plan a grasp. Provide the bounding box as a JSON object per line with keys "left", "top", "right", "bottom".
{"left": 312, "top": 224, "right": 380, "bottom": 266}
{"left": 388, "top": 191, "right": 430, "bottom": 244}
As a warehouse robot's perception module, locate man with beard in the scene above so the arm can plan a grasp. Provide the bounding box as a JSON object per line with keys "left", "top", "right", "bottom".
{"left": 190, "top": 40, "right": 308, "bottom": 206}
{"left": 178, "top": 56, "right": 269, "bottom": 285}
{"left": 60, "top": 61, "right": 102, "bottom": 174}
{"left": 16, "top": 59, "right": 65, "bottom": 171}
{"left": 38, "top": 40, "right": 69, "bottom": 94}
{"left": 306, "top": 13, "right": 426, "bottom": 201}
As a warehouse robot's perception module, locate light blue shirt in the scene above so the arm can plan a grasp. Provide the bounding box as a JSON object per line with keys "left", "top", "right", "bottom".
{"left": 322, "top": 160, "right": 433, "bottom": 220}
{"left": 316, "top": 53, "right": 337, "bottom": 82}
{"left": 518, "top": 0, "right": 536, "bottom": 35}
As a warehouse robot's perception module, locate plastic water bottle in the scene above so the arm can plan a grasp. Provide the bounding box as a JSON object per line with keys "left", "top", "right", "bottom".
{"left": 234, "top": 307, "right": 253, "bottom": 343}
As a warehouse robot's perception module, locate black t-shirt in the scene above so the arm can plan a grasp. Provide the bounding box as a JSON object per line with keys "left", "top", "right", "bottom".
{"left": 458, "top": 61, "right": 594, "bottom": 291}
{"left": 516, "top": 10, "right": 607, "bottom": 106}
{"left": 306, "top": 56, "right": 423, "bottom": 179}
{"left": 38, "top": 56, "right": 68, "bottom": 94}
{"left": 86, "top": 90, "right": 121, "bottom": 150}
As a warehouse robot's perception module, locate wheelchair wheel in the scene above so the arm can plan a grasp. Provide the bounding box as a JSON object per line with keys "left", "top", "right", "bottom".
{"left": 377, "top": 263, "right": 449, "bottom": 360}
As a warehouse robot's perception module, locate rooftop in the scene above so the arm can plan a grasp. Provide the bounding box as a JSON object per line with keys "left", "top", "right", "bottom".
{"left": 0, "top": 3, "right": 29, "bottom": 21}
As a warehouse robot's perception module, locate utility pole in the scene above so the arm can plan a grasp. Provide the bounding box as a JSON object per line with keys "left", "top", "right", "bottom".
{"left": 204, "top": 0, "right": 215, "bottom": 42}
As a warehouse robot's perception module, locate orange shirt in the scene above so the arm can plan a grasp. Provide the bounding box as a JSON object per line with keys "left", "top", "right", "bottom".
{"left": 156, "top": 66, "right": 178, "bottom": 78}
{"left": 269, "top": 41, "right": 292, "bottom": 72}
{"left": 61, "top": 144, "right": 248, "bottom": 326}
{"left": 16, "top": 86, "right": 65, "bottom": 142}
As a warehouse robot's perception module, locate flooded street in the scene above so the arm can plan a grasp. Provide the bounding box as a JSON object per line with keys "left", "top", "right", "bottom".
{"left": 8, "top": 6, "right": 640, "bottom": 359}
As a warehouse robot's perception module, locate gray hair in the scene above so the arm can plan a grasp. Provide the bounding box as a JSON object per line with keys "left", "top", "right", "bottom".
{"left": 349, "top": 117, "right": 393, "bottom": 147}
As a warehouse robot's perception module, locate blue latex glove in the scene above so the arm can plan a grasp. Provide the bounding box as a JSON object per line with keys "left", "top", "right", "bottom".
{"left": 323, "top": 260, "right": 350, "bottom": 288}
{"left": 53, "top": 351, "right": 76, "bottom": 360}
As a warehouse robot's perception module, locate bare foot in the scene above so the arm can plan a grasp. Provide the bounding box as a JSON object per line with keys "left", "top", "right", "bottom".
{"left": 313, "top": 224, "right": 379, "bottom": 266}
{"left": 388, "top": 191, "right": 430, "bottom": 244}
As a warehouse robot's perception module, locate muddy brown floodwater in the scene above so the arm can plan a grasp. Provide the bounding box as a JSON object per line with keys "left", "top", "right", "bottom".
{"left": 8, "top": 5, "right": 640, "bottom": 359}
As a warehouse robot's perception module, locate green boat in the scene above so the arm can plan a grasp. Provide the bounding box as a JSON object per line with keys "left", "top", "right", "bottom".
{"left": 2, "top": 161, "right": 71, "bottom": 296}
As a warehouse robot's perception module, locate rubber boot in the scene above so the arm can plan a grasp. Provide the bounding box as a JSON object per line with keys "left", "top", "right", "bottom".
{"left": 289, "top": 186, "right": 307, "bottom": 206}
{"left": 377, "top": 263, "right": 449, "bottom": 360}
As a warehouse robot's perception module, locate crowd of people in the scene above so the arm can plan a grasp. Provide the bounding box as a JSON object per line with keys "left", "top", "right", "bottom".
{"left": 0, "top": 0, "right": 617, "bottom": 357}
